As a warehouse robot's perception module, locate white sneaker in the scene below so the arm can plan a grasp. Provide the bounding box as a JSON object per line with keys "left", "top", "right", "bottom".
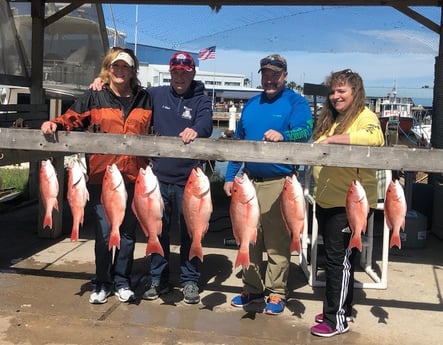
{"left": 115, "top": 287, "right": 135, "bottom": 303}
{"left": 89, "top": 288, "right": 111, "bottom": 304}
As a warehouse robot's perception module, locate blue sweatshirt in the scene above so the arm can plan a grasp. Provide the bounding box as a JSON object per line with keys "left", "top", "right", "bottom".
{"left": 148, "top": 81, "right": 213, "bottom": 186}
{"left": 225, "top": 88, "right": 313, "bottom": 182}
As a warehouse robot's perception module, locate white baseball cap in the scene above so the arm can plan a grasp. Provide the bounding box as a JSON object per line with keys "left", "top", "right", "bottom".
{"left": 111, "top": 51, "right": 134, "bottom": 67}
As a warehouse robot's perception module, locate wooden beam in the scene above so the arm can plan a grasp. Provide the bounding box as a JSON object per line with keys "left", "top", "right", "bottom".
{"left": 15, "top": 1, "right": 441, "bottom": 6}
{"left": 0, "top": 128, "right": 442, "bottom": 173}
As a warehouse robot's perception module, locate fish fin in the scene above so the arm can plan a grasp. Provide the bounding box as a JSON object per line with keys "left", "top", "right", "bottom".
{"left": 361, "top": 221, "right": 368, "bottom": 234}
{"left": 70, "top": 227, "right": 79, "bottom": 242}
{"left": 43, "top": 212, "right": 52, "bottom": 230}
{"left": 108, "top": 230, "right": 121, "bottom": 250}
{"left": 400, "top": 220, "right": 406, "bottom": 232}
{"left": 146, "top": 241, "right": 164, "bottom": 257}
{"left": 235, "top": 248, "right": 250, "bottom": 269}
{"left": 384, "top": 214, "right": 392, "bottom": 230}
{"left": 290, "top": 238, "right": 301, "bottom": 255}
{"left": 348, "top": 235, "right": 363, "bottom": 252}
{"left": 53, "top": 200, "right": 59, "bottom": 212}
{"left": 189, "top": 243, "right": 204, "bottom": 262}
{"left": 390, "top": 233, "right": 402, "bottom": 249}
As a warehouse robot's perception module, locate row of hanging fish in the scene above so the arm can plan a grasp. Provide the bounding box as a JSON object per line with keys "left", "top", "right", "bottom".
{"left": 345, "top": 179, "right": 407, "bottom": 251}
{"left": 39, "top": 159, "right": 89, "bottom": 241}
{"left": 39, "top": 160, "right": 214, "bottom": 259}
{"left": 229, "top": 173, "right": 306, "bottom": 270}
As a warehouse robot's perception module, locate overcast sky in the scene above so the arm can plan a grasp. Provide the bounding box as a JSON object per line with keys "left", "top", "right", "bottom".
{"left": 103, "top": 4, "right": 439, "bottom": 102}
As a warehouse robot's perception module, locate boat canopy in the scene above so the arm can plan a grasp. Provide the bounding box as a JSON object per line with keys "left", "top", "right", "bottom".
{"left": 1, "top": 2, "right": 107, "bottom": 92}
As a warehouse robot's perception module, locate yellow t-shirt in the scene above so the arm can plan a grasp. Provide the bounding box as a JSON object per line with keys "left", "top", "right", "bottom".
{"left": 313, "top": 107, "right": 385, "bottom": 208}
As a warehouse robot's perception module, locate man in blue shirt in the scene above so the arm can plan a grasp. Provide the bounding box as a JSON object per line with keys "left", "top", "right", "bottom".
{"left": 224, "top": 54, "right": 313, "bottom": 315}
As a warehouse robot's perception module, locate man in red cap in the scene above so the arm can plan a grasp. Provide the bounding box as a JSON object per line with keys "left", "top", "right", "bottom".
{"left": 143, "top": 52, "right": 213, "bottom": 305}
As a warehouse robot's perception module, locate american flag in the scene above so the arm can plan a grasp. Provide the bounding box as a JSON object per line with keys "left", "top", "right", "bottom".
{"left": 198, "top": 46, "right": 216, "bottom": 60}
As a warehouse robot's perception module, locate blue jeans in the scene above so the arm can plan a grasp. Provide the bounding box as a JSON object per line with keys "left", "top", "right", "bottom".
{"left": 89, "top": 184, "right": 137, "bottom": 290}
{"left": 150, "top": 182, "right": 200, "bottom": 287}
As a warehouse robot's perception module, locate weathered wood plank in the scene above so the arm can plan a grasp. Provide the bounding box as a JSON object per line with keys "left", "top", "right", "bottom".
{"left": 0, "top": 127, "right": 442, "bottom": 172}
{"left": 0, "top": 149, "right": 65, "bottom": 166}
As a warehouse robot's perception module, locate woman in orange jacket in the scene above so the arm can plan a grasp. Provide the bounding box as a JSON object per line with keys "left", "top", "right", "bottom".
{"left": 41, "top": 47, "right": 152, "bottom": 304}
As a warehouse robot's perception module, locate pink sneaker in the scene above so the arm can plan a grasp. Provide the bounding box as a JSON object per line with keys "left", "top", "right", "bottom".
{"left": 315, "top": 313, "right": 353, "bottom": 323}
{"left": 311, "top": 322, "right": 349, "bottom": 337}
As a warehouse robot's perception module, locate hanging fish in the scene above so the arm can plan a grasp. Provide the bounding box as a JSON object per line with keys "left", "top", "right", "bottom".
{"left": 384, "top": 179, "right": 407, "bottom": 249}
{"left": 182, "top": 167, "right": 213, "bottom": 262}
{"left": 39, "top": 159, "right": 59, "bottom": 230}
{"left": 346, "top": 179, "right": 369, "bottom": 251}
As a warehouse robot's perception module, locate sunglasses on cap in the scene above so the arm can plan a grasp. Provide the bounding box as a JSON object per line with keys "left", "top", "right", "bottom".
{"left": 260, "top": 58, "right": 286, "bottom": 69}
{"left": 110, "top": 47, "right": 135, "bottom": 55}
{"left": 170, "top": 58, "right": 194, "bottom": 67}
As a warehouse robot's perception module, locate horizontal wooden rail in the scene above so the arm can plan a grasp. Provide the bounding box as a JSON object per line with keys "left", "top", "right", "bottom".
{"left": 0, "top": 127, "right": 442, "bottom": 172}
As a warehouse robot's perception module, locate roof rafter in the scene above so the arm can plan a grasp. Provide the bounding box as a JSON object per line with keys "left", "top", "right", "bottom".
{"left": 6, "top": 0, "right": 443, "bottom": 6}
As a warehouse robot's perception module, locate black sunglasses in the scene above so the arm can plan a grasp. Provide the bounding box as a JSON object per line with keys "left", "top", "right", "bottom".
{"left": 110, "top": 47, "right": 135, "bottom": 55}
{"left": 260, "top": 58, "right": 286, "bottom": 69}
{"left": 170, "top": 58, "right": 194, "bottom": 67}
{"left": 340, "top": 69, "right": 353, "bottom": 74}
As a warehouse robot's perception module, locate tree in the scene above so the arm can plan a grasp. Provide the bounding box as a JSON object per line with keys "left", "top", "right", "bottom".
{"left": 287, "top": 81, "right": 303, "bottom": 93}
{"left": 287, "top": 81, "right": 297, "bottom": 90}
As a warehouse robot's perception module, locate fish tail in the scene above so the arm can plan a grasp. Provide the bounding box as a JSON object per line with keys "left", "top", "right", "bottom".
{"left": 390, "top": 232, "right": 402, "bottom": 249}
{"left": 43, "top": 211, "right": 53, "bottom": 229}
{"left": 189, "top": 243, "right": 204, "bottom": 262}
{"left": 290, "top": 238, "right": 301, "bottom": 255}
{"left": 146, "top": 240, "right": 165, "bottom": 257}
{"left": 235, "top": 248, "right": 250, "bottom": 269}
{"left": 348, "top": 235, "right": 362, "bottom": 252}
{"left": 70, "top": 226, "right": 79, "bottom": 242}
{"left": 108, "top": 230, "right": 121, "bottom": 250}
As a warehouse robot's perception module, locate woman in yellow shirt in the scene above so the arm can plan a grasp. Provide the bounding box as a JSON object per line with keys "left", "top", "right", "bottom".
{"left": 310, "top": 69, "right": 385, "bottom": 337}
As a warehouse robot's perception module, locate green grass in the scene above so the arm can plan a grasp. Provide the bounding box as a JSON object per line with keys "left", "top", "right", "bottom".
{"left": 0, "top": 166, "right": 29, "bottom": 192}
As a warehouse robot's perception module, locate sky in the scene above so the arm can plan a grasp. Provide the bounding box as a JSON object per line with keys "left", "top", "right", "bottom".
{"left": 102, "top": 4, "right": 440, "bottom": 103}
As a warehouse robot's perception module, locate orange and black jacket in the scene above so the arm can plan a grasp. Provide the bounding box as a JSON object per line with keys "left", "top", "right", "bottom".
{"left": 51, "top": 86, "right": 152, "bottom": 184}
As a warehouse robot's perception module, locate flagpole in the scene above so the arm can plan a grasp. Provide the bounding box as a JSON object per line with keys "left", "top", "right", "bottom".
{"left": 197, "top": 46, "right": 217, "bottom": 107}
{"left": 212, "top": 58, "right": 216, "bottom": 108}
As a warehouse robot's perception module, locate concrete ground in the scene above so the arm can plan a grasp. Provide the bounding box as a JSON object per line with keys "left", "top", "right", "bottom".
{"left": 0, "top": 199, "right": 443, "bottom": 345}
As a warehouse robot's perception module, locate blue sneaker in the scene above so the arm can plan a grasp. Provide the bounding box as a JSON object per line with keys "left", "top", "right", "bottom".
{"left": 231, "top": 291, "right": 264, "bottom": 307}
{"left": 264, "top": 295, "right": 286, "bottom": 315}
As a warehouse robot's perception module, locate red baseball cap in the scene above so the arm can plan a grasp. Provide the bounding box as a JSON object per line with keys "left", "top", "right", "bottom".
{"left": 169, "top": 52, "right": 195, "bottom": 72}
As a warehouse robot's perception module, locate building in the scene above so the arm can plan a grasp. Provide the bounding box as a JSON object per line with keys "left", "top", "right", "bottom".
{"left": 126, "top": 43, "right": 261, "bottom": 108}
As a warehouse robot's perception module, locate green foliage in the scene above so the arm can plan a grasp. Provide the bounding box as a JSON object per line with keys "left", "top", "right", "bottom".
{"left": 0, "top": 166, "right": 29, "bottom": 192}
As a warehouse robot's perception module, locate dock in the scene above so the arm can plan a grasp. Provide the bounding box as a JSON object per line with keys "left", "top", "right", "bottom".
{"left": 212, "top": 111, "right": 240, "bottom": 128}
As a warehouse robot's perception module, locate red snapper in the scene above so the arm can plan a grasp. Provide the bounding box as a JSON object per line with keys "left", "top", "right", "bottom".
{"left": 280, "top": 174, "right": 305, "bottom": 254}
{"left": 67, "top": 160, "right": 89, "bottom": 241}
{"left": 39, "top": 159, "right": 59, "bottom": 230}
{"left": 101, "top": 164, "right": 127, "bottom": 250}
{"left": 346, "top": 180, "right": 369, "bottom": 251}
{"left": 230, "top": 173, "right": 259, "bottom": 269}
{"left": 182, "top": 167, "right": 213, "bottom": 262}
{"left": 131, "top": 166, "right": 164, "bottom": 257}
{"left": 384, "top": 179, "right": 407, "bottom": 249}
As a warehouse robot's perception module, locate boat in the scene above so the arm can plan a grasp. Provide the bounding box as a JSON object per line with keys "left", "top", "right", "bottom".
{"left": 410, "top": 106, "right": 433, "bottom": 147}
{"left": 374, "top": 88, "right": 414, "bottom": 136}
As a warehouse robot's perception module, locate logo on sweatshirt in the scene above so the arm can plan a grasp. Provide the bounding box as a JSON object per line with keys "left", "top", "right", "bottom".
{"left": 182, "top": 106, "right": 192, "bottom": 119}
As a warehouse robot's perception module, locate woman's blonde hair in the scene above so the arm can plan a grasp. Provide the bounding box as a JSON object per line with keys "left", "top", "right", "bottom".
{"left": 98, "top": 47, "right": 141, "bottom": 91}
{"left": 313, "top": 69, "right": 366, "bottom": 141}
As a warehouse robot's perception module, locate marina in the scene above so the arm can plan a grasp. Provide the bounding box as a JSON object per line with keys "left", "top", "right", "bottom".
{"left": 1, "top": 2, "right": 443, "bottom": 344}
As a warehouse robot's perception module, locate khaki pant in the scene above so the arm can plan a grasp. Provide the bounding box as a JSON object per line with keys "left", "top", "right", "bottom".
{"left": 242, "top": 177, "right": 291, "bottom": 298}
